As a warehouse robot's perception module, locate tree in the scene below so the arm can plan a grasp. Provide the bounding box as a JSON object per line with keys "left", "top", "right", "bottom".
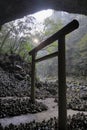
{"left": 0, "top": 15, "right": 36, "bottom": 61}
{"left": 36, "top": 14, "right": 63, "bottom": 80}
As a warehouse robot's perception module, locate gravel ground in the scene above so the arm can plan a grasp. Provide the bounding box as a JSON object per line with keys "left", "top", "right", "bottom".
{"left": 0, "top": 98, "right": 87, "bottom": 127}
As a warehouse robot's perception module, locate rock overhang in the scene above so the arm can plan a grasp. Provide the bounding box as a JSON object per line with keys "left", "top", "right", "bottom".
{"left": 0, "top": 0, "right": 87, "bottom": 25}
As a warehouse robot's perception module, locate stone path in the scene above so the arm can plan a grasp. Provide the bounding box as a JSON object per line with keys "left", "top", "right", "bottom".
{"left": 0, "top": 98, "right": 87, "bottom": 127}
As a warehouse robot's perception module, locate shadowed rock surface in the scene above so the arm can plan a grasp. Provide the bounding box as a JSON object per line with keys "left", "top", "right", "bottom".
{"left": 0, "top": 53, "right": 31, "bottom": 97}
{"left": 0, "top": 0, "right": 87, "bottom": 25}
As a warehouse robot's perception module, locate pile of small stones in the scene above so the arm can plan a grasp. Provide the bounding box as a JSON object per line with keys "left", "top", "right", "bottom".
{"left": 0, "top": 53, "right": 58, "bottom": 98}
{"left": 0, "top": 53, "right": 31, "bottom": 97}
{"left": 0, "top": 98, "right": 48, "bottom": 118}
{"left": 67, "top": 83, "right": 87, "bottom": 111}
{"left": 0, "top": 117, "right": 58, "bottom": 130}
{"left": 54, "top": 82, "right": 87, "bottom": 112}
{"left": 0, "top": 113, "right": 87, "bottom": 130}
{"left": 67, "top": 113, "right": 87, "bottom": 130}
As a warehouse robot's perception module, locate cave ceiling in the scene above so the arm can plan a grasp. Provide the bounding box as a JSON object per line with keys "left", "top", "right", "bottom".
{"left": 0, "top": 0, "right": 87, "bottom": 25}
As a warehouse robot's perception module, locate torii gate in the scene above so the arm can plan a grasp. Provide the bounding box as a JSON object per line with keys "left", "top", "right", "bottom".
{"left": 29, "top": 20, "right": 79, "bottom": 130}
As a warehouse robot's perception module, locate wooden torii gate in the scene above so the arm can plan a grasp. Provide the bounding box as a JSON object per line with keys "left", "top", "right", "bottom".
{"left": 29, "top": 20, "right": 79, "bottom": 130}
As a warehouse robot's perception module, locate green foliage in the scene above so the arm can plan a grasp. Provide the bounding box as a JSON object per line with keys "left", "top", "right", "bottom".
{"left": 0, "top": 16, "right": 36, "bottom": 61}
{"left": 37, "top": 12, "right": 87, "bottom": 78}
{"left": 0, "top": 10, "right": 87, "bottom": 78}
{"left": 44, "top": 42, "right": 58, "bottom": 54}
{"left": 41, "top": 17, "right": 63, "bottom": 54}
{"left": 43, "top": 17, "right": 63, "bottom": 36}
{"left": 77, "top": 33, "right": 87, "bottom": 53}
{"left": 66, "top": 33, "right": 87, "bottom": 76}
{"left": 76, "top": 33, "right": 87, "bottom": 75}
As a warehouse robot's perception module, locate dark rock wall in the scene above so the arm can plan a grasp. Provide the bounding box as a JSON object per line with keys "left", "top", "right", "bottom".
{"left": 0, "top": 0, "right": 87, "bottom": 25}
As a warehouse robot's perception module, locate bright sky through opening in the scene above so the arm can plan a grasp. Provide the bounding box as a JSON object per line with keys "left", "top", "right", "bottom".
{"left": 33, "top": 9, "right": 53, "bottom": 22}
{"left": 31, "top": 9, "right": 53, "bottom": 45}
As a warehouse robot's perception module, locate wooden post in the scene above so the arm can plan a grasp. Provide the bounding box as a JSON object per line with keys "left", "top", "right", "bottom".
{"left": 58, "top": 36, "right": 67, "bottom": 130}
{"left": 31, "top": 53, "right": 36, "bottom": 103}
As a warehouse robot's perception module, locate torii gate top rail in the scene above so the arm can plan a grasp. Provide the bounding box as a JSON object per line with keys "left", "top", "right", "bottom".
{"left": 29, "top": 19, "right": 79, "bottom": 130}
{"left": 29, "top": 20, "right": 79, "bottom": 55}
